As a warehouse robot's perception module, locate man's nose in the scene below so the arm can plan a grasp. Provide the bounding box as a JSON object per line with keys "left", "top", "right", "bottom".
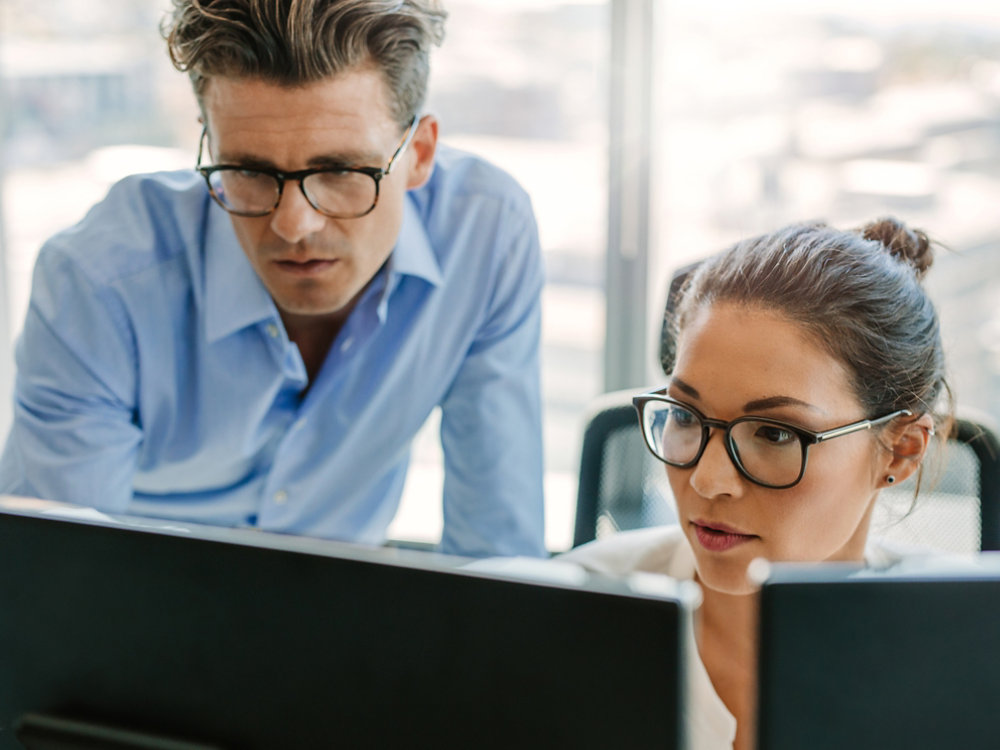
{"left": 268, "top": 183, "right": 328, "bottom": 243}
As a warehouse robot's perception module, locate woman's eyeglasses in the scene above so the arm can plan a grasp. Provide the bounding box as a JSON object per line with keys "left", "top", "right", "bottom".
{"left": 632, "top": 389, "right": 910, "bottom": 489}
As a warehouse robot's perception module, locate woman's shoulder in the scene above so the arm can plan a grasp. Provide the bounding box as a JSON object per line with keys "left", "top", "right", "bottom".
{"left": 556, "top": 525, "right": 694, "bottom": 580}
{"left": 865, "top": 534, "right": 984, "bottom": 571}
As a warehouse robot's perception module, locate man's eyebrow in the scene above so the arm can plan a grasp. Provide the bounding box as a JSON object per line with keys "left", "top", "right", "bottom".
{"left": 213, "top": 151, "right": 380, "bottom": 170}
{"left": 213, "top": 153, "right": 278, "bottom": 170}
{"left": 307, "top": 151, "right": 381, "bottom": 169}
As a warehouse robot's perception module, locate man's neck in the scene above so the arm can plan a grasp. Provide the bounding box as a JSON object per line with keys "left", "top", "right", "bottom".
{"left": 280, "top": 307, "right": 352, "bottom": 385}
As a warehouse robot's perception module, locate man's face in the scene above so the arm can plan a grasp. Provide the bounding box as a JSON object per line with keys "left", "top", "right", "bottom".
{"left": 200, "top": 68, "right": 436, "bottom": 323}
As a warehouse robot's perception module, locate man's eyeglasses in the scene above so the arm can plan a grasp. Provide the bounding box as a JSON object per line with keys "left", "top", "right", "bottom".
{"left": 632, "top": 389, "right": 911, "bottom": 489}
{"left": 195, "top": 116, "right": 419, "bottom": 219}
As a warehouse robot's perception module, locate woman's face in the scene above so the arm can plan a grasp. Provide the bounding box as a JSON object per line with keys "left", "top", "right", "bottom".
{"left": 667, "top": 302, "right": 884, "bottom": 595}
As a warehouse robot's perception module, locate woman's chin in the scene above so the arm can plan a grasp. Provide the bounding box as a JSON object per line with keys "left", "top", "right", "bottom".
{"left": 692, "top": 557, "right": 760, "bottom": 597}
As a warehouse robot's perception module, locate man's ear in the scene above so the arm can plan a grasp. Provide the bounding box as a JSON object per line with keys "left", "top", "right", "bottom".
{"left": 880, "top": 413, "right": 935, "bottom": 487}
{"left": 405, "top": 115, "right": 438, "bottom": 190}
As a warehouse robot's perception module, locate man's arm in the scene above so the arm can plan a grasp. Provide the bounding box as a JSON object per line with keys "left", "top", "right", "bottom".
{"left": 0, "top": 244, "right": 141, "bottom": 508}
{"left": 437, "top": 201, "right": 546, "bottom": 558}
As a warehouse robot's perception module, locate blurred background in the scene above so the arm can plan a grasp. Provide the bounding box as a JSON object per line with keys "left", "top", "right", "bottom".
{"left": 2, "top": 0, "right": 998, "bottom": 552}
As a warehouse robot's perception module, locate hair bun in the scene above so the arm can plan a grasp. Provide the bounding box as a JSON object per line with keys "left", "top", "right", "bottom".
{"left": 860, "top": 217, "right": 934, "bottom": 279}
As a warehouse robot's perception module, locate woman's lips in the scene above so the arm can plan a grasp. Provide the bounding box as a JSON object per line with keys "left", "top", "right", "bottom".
{"left": 691, "top": 520, "right": 758, "bottom": 552}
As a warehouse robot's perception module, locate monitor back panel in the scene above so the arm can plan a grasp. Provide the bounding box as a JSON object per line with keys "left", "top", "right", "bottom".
{"left": 756, "top": 570, "right": 1000, "bottom": 750}
{"left": 0, "top": 509, "right": 685, "bottom": 750}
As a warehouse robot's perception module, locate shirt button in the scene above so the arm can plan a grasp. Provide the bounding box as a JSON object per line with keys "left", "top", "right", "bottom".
{"left": 341, "top": 336, "right": 354, "bottom": 352}
{"left": 273, "top": 490, "right": 288, "bottom": 505}
{"left": 267, "top": 324, "right": 280, "bottom": 338}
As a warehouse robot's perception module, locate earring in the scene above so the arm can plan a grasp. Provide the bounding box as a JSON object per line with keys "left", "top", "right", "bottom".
{"left": 886, "top": 475, "right": 896, "bottom": 485}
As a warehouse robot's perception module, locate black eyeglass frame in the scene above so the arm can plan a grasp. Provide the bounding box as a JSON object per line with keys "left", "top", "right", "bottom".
{"left": 632, "top": 388, "right": 912, "bottom": 489}
{"left": 195, "top": 115, "right": 420, "bottom": 219}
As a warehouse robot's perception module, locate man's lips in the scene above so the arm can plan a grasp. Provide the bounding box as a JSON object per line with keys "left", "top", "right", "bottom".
{"left": 272, "top": 258, "right": 338, "bottom": 274}
{"left": 691, "top": 519, "right": 758, "bottom": 552}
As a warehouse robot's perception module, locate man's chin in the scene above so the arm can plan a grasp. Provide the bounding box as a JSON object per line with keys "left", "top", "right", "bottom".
{"left": 271, "top": 290, "right": 361, "bottom": 322}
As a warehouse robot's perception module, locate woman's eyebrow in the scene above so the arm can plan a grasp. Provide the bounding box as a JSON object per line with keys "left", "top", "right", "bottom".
{"left": 743, "top": 395, "right": 825, "bottom": 414}
{"left": 672, "top": 377, "right": 826, "bottom": 414}
{"left": 669, "top": 377, "right": 700, "bottom": 400}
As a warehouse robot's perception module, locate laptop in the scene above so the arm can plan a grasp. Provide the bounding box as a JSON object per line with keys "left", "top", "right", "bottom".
{"left": 755, "top": 555, "right": 1000, "bottom": 750}
{"left": 0, "top": 498, "right": 695, "bottom": 750}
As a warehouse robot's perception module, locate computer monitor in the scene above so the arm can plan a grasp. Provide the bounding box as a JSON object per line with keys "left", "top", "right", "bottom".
{"left": 755, "top": 556, "right": 1000, "bottom": 750}
{"left": 0, "top": 498, "right": 695, "bottom": 750}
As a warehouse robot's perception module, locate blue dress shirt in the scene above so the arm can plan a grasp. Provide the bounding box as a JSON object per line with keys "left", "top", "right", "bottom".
{"left": 0, "top": 145, "right": 546, "bottom": 557}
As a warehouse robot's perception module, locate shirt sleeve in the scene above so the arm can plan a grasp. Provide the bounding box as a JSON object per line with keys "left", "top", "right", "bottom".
{"left": 0, "top": 242, "right": 142, "bottom": 510}
{"left": 437, "top": 197, "right": 547, "bottom": 558}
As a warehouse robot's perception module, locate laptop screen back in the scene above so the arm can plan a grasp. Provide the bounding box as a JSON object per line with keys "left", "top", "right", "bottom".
{"left": 756, "top": 559, "right": 1000, "bottom": 750}
{"left": 0, "top": 502, "right": 691, "bottom": 750}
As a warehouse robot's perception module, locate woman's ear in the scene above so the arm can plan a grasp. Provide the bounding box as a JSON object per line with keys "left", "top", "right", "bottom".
{"left": 879, "top": 413, "right": 935, "bottom": 487}
{"left": 405, "top": 114, "right": 439, "bottom": 191}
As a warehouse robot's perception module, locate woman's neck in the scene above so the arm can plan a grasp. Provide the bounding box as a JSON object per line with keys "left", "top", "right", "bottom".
{"left": 695, "top": 578, "right": 760, "bottom": 750}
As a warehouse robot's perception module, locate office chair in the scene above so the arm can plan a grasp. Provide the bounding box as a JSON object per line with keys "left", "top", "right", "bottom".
{"left": 572, "top": 388, "right": 676, "bottom": 548}
{"left": 873, "top": 412, "right": 1000, "bottom": 553}
{"left": 573, "top": 260, "right": 1000, "bottom": 553}
{"left": 572, "top": 260, "right": 693, "bottom": 549}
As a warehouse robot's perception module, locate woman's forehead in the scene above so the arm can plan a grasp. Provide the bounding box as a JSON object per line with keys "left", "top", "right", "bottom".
{"left": 673, "top": 302, "right": 858, "bottom": 416}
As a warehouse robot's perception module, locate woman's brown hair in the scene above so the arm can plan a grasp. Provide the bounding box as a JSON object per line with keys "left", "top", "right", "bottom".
{"left": 670, "top": 217, "right": 951, "bottom": 435}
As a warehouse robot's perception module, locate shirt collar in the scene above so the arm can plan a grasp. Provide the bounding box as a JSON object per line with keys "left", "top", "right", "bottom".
{"left": 204, "top": 204, "right": 276, "bottom": 343}
{"left": 203, "top": 195, "right": 443, "bottom": 342}
{"left": 390, "top": 197, "right": 443, "bottom": 288}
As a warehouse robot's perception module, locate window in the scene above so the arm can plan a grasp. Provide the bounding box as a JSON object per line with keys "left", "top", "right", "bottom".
{"left": 391, "top": 0, "right": 609, "bottom": 551}
{"left": 649, "top": 1, "right": 1000, "bottom": 424}
{"left": 647, "top": 1, "right": 1000, "bottom": 550}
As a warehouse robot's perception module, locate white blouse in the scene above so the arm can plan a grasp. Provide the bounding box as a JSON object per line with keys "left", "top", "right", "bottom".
{"left": 557, "top": 526, "right": 909, "bottom": 750}
{"left": 559, "top": 526, "right": 736, "bottom": 750}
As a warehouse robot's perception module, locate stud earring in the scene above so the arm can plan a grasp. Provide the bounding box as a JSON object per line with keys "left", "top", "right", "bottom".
{"left": 886, "top": 475, "right": 896, "bottom": 485}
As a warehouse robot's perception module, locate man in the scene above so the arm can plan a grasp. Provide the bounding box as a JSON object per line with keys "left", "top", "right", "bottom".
{"left": 0, "top": 0, "right": 546, "bottom": 558}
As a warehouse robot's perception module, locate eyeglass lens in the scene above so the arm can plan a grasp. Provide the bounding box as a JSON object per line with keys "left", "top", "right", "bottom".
{"left": 206, "top": 169, "right": 378, "bottom": 218}
{"left": 642, "top": 401, "right": 804, "bottom": 486}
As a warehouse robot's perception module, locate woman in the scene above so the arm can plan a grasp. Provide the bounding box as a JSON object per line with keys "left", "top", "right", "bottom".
{"left": 560, "top": 217, "right": 948, "bottom": 750}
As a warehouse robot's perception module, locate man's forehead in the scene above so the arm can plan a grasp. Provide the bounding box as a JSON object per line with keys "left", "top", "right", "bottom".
{"left": 200, "top": 71, "right": 400, "bottom": 162}
{"left": 201, "top": 68, "right": 396, "bottom": 131}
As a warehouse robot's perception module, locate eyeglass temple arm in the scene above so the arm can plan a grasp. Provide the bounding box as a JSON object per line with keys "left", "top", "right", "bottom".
{"left": 384, "top": 116, "right": 420, "bottom": 176}
{"left": 814, "top": 409, "right": 913, "bottom": 443}
{"left": 196, "top": 125, "right": 209, "bottom": 167}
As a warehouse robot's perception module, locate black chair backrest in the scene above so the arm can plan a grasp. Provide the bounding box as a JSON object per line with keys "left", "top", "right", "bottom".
{"left": 573, "top": 260, "right": 699, "bottom": 548}
{"left": 573, "top": 389, "right": 674, "bottom": 549}
{"left": 873, "top": 414, "right": 1000, "bottom": 553}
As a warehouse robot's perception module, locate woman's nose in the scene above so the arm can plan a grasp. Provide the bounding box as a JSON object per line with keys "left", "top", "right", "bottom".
{"left": 688, "top": 430, "right": 745, "bottom": 499}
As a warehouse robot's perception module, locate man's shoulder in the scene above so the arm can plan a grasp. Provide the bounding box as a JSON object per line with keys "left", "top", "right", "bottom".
{"left": 40, "top": 170, "right": 207, "bottom": 285}
{"left": 418, "top": 143, "right": 534, "bottom": 214}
